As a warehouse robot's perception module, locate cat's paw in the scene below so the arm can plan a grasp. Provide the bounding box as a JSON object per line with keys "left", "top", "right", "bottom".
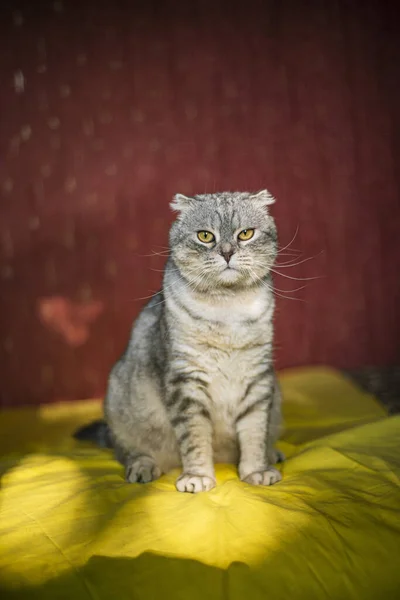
{"left": 242, "top": 467, "right": 282, "bottom": 486}
{"left": 176, "top": 473, "right": 216, "bottom": 493}
{"left": 125, "top": 456, "right": 162, "bottom": 484}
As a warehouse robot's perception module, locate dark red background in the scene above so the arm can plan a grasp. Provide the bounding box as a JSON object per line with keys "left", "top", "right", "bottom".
{"left": 1, "top": 0, "right": 399, "bottom": 407}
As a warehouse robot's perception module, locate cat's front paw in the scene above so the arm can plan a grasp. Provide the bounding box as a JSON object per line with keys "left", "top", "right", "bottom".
{"left": 125, "top": 456, "right": 162, "bottom": 484}
{"left": 241, "top": 467, "right": 282, "bottom": 486}
{"left": 176, "top": 473, "right": 216, "bottom": 493}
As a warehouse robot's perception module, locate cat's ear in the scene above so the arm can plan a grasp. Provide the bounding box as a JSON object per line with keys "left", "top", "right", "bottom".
{"left": 170, "top": 193, "right": 195, "bottom": 213}
{"left": 250, "top": 189, "right": 276, "bottom": 207}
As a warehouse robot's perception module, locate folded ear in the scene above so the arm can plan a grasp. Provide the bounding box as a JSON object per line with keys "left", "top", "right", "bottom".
{"left": 250, "top": 189, "right": 276, "bottom": 207}
{"left": 169, "top": 193, "right": 196, "bottom": 213}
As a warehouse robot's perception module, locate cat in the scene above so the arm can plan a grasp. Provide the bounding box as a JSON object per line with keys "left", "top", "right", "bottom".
{"left": 75, "top": 190, "right": 283, "bottom": 493}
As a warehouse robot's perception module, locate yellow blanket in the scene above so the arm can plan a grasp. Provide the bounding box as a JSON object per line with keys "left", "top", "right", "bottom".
{"left": 1, "top": 367, "right": 399, "bottom": 599}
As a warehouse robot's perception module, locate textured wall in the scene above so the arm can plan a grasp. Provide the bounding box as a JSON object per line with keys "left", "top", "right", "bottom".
{"left": 1, "top": 1, "right": 399, "bottom": 407}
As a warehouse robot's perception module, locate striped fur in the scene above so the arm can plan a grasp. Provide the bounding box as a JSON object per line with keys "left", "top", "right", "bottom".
{"left": 89, "top": 191, "right": 283, "bottom": 492}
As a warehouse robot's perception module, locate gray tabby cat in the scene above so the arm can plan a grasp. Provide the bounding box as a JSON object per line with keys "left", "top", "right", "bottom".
{"left": 76, "top": 190, "right": 283, "bottom": 493}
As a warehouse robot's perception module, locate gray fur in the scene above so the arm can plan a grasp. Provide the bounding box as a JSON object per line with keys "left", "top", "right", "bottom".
{"left": 89, "top": 190, "right": 283, "bottom": 493}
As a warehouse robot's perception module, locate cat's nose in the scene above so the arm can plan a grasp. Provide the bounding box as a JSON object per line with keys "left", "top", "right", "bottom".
{"left": 221, "top": 248, "right": 234, "bottom": 264}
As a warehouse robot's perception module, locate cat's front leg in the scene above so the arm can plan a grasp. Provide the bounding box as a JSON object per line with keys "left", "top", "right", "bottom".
{"left": 236, "top": 375, "right": 282, "bottom": 486}
{"left": 166, "top": 375, "right": 215, "bottom": 493}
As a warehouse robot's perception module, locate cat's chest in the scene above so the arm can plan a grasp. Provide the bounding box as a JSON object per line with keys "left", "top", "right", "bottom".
{"left": 170, "top": 287, "right": 273, "bottom": 405}
{"left": 205, "top": 348, "right": 263, "bottom": 442}
{"left": 186, "top": 296, "right": 273, "bottom": 350}
{"left": 208, "top": 351, "right": 248, "bottom": 399}
{"left": 206, "top": 343, "right": 265, "bottom": 409}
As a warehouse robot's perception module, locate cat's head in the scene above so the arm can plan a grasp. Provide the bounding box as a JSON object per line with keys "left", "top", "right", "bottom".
{"left": 169, "top": 190, "right": 278, "bottom": 291}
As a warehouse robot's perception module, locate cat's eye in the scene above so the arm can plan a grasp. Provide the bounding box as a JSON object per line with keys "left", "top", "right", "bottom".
{"left": 238, "top": 228, "right": 255, "bottom": 241}
{"left": 197, "top": 231, "right": 215, "bottom": 243}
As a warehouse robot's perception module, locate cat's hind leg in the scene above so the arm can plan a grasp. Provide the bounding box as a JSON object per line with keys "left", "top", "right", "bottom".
{"left": 115, "top": 444, "right": 162, "bottom": 484}
{"left": 269, "top": 448, "right": 285, "bottom": 464}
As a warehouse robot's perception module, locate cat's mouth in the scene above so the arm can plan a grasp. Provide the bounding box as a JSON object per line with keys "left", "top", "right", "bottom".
{"left": 219, "top": 266, "right": 239, "bottom": 280}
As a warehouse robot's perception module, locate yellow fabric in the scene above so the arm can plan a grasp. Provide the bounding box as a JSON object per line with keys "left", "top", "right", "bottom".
{"left": 0, "top": 367, "right": 399, "bottom": 599}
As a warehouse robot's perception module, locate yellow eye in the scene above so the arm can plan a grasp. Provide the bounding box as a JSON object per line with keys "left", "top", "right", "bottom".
{"left": 238, "top": 228, "right": 255, "bottom": 241}
{"left": 197, "top": 231, "right": 215, "bottom": 243}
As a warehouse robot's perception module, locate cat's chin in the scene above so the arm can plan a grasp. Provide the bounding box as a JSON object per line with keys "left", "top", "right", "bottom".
{"left": 217, "top": 267, "right": 242, "bottom": 285}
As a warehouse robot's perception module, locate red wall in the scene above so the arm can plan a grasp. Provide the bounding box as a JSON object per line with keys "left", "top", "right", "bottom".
{"left": 1, "top": 1, "right": 399, "bottom": 407}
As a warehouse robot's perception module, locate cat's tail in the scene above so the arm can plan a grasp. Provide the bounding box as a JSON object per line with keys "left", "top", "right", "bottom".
{"left": 73, "top": 419, "right": 113, "bottom": 448}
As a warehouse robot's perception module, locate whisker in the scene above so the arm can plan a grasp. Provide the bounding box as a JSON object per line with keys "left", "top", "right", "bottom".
{"left": 275, "top": 251, "right": 303, "bottom": 258}
{"left": 137, "top": 251, "right": 171, "bottom": 258}
{"left": 272, "top": 289, "right": 306, "bottom": 302}
{"left": 150, "top": 267, "right": 177, "bottom": 273}
{"left": 126, "top": 273, "right": 183, "bottom": 303}
{"left": 143, "top": 296, "right": 168, "bottom": 309}
{"left": 273, "top": 284, "right": 307, "bottom": 294}
{"left": 270, "top": 269, "right": 323, "bottom": 282}
{"left": 277, "top": 249, "right": 302, "bottom": 257}
{"left": 277, "top": 225, "right": 301, "bottom": 255}
{"left": 130, "top": 261, "right": 215, "bottom": 303}
{"left": 246, "top": 265, "right": 306, "bottom": 302}
{"left": 274, "top": 251, "right": 323, "bottom": 268}
{"left": 247, "top": 255, "right": 322, "bottom": 282}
